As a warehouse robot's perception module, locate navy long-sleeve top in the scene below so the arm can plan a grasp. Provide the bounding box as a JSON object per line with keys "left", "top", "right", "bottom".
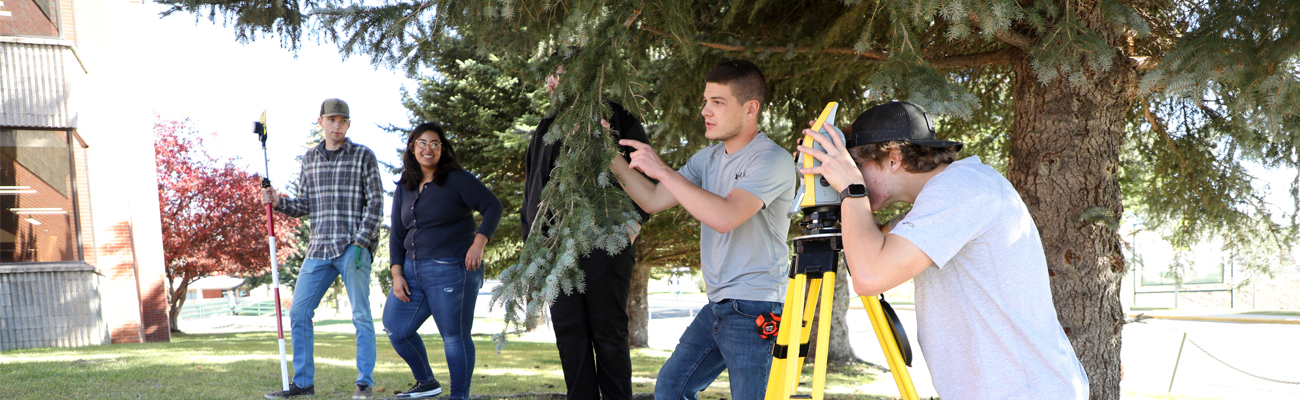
{"left": 389, "top": 169, "right": 503, "bottom": 266}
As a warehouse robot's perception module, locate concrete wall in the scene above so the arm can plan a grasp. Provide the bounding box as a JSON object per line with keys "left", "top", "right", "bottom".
{"left": 70, "top": 0, "right": 170, "bottom": 344}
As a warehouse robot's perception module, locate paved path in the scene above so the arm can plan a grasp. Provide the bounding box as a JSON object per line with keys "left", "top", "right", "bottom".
{"left": 180, "top": 281, "right": 1300, "bottom": 399}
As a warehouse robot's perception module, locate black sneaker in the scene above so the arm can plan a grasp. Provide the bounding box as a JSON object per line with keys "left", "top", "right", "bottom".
{"left": 265, "top": 383, "right": 314, "bottom": 399}
{"left": 395, "top": 380, "right": 442, "bottom": 398}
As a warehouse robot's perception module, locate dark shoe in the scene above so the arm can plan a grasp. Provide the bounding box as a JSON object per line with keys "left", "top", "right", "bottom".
{"left": 396, "top": 380, "right": 443, "bottom": 398}
{"left": 265, "top": 383, "right": 314, "bottom": 399}
{"left": 352, "top": 383, "right": 374, "bottom": 399}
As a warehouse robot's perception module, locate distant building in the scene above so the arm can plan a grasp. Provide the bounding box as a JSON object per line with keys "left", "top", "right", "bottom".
{"left": 0, "top": 0, "right": 169, "bottom": 350}
{"left": 186, "top": 276, "right": 249, "bottom": 301}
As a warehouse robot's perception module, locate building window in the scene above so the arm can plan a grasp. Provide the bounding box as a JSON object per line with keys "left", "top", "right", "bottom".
{"left": 0, "top": 129, "right": 81, "bottom": 263}
{"left": 34, "top": 0, "right": 57, "bottom": 23}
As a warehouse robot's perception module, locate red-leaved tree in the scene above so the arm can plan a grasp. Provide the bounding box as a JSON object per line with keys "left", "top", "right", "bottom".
{"left": 155, "top": 116, "right": 300, "bottom": 330}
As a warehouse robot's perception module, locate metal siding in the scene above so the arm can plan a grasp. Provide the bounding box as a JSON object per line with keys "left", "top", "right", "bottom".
{"left": 0, "top": 269, "right": 105, "bottom": 350}
{"left": 0, "top": 42, "right": 74, "bottom": 128}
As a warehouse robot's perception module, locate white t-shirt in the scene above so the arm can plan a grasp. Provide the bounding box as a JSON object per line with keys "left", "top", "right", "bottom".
{"left": 889, "top": 156, "right": 1089, "bottom": 399}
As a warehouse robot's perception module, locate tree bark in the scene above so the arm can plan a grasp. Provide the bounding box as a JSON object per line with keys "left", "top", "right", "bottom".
{"left": 1008, "top": 46, "right": 1136, "bottom": 399}
{"left": 627, "top": 256, "right": 651, "bottom": 348}
{"left": 168, "top": 277, "right": 192, "bottom": 332}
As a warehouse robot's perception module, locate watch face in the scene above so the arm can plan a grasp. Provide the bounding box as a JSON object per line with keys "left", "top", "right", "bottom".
{"left": 847, "top": 184, "right": 868, "bottom": 197}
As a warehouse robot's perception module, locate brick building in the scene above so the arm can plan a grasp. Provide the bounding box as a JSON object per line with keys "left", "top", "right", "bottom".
{"left": 0, "top": 0, "right": 169, "bottom": 350}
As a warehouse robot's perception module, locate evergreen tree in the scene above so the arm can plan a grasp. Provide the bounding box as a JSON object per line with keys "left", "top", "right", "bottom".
{"left": 155, "top": 0, "right": 1300, "bottom": 395}
{"left": 393, "top": 35, "right": 708, "bottom": 347}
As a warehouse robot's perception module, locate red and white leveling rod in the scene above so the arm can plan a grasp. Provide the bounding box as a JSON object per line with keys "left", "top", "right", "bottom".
{"left": 254, "top": 111, "right": 291, "bottom": 391}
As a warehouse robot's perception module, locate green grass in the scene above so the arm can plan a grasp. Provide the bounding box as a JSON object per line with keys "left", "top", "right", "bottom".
{"left": 0, "top": 330, "right": 892, "bottom": 399}
{"left": 1128, "top": 307, "right": 1300, "bottom": 317}
{"left": 1123, "top": 393, "right": 1229, "bottom": 400}
{"left": 1241, "top": 310, "right": 1300, "bottom": 316}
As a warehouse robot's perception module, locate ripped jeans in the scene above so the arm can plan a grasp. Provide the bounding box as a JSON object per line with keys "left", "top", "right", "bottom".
{"left": 382, "top": 257, "right": 483, "bottom": 399}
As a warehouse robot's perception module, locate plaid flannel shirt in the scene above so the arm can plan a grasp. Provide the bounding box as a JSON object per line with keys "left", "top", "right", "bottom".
{"left": 276, "top": 138, "right": 385, "bottom": 260}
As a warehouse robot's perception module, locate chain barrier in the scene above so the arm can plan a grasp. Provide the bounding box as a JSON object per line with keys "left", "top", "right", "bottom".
{"left": 1186, "top": 337, "right": 1300, "bottom": 385}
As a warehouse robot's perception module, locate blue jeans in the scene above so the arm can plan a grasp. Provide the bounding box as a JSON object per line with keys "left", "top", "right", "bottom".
{"left": 654, "top": 299, "right": 782, "bottom": 400}
{"left": 383, "top": 257, "right": 483, "bottom": 399}
{"left": 289, "top": 245, "right": 375, "bottom": 388}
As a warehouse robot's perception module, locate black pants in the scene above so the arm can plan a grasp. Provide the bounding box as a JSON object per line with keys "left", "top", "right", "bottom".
{"left": 549, "top": 243, "right": 635, "bottom": 400}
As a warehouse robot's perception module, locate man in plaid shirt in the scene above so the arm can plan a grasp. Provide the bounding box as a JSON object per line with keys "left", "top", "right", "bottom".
{"left": 262, "top": 98, "right": 386, "bottom": 400}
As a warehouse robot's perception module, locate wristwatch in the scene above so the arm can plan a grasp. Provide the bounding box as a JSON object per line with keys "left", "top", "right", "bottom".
{"left": 840, "top": 183, "right": 868, "bottom": 199}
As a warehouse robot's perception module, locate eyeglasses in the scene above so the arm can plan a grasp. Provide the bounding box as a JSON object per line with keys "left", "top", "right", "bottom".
{"left": 414, "top": 139, "right": 442, "bottom": 149}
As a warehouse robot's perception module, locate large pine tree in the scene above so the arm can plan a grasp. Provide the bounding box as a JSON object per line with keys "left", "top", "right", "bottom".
{"left": 392, "top": 36, "right": 706, "bottom": 348}
{"left": 158, "top": 0, "right": 1300, "bottom": 396}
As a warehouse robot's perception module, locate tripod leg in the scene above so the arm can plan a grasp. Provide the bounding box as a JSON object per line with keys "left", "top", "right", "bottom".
{"left": 809, "top": 271, "right": 836, "bottom": 399}
{"left": 765, "top": 274, "right": 808, "bottom": 400}
{"left": 861, "top": 296, "right": 919, "bottom": 400}
{"left": 795, "top": 276, "right": 822, "bottom": 370}
{"left": 766, "top": 274, "right": 799, "bottom": 400}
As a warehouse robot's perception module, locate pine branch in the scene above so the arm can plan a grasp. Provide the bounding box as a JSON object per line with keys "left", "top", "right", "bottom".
{"left": 927, "top": 48, "right": 1018, "bottom": 69}
{"left": 624, "top": 9, "right": 641, "bottom": 28}
{"left": 992, "top": 29, "right": 1036, "bottom": 51}
{"left": 639, "top": 25, "right": 887, "bottom": 60}
{"left": 641, "top": 25, "right": 1013, "bottom": 69}
{"left": 1143, "top": 101, "right": 1206, "bottom": 204}
{"left": 1133, "top": 56, "right": 1160, "bottom": 71}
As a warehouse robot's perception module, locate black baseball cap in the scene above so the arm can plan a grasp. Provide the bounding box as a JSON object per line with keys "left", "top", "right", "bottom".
{"left": 847, "top": 101, "right": 963, "bottom": 151}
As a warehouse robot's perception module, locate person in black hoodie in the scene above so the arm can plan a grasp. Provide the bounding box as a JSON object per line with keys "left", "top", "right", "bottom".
{"left": 521, "top": 64, "right": 651, "bottom": 400}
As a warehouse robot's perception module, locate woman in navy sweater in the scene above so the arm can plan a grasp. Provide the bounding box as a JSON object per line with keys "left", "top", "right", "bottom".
{"left": 384, "top": 123, "right": 502, "bottom": 399}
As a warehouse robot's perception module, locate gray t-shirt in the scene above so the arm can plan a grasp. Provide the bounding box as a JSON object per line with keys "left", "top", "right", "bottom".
{"left": 889, "top": 156, "right": 1089, "bottom": 399}
{"left": 679, "top": 132, "right": 796, "bottom": 303}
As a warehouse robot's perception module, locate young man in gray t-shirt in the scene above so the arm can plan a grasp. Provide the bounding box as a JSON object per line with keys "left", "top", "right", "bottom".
{"left": 796, "top": 101, "right": 1089, "bottom": 399}
{"left": 610, "top": 60, "right": 795, "bottom": 400}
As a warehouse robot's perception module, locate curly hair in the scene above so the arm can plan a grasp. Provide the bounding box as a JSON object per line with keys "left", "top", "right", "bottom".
{"left": 849, "top": 141, "right": 957, "bottom": 173}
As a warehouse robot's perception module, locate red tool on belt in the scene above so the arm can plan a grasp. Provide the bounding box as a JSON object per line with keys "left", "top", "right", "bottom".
{"left": 756, "top": 312, "right": 781, "bottom": 339}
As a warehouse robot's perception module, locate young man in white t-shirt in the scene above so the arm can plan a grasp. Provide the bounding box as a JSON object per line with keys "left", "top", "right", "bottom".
{"left": 610, "top": 59, "right": 796, "bottom": 400}
{"left": 797, "top": 101, "right": 1089, "bottom": 399}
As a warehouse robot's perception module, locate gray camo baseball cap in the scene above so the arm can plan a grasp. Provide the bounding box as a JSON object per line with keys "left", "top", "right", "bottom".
{"left": 320, "top": 98, "right": 350, "bottom": 117}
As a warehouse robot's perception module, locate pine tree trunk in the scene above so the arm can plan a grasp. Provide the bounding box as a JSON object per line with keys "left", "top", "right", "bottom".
{"left": 1008, "top": 48, "right": 1136, "bottom": 399}
{"left": 627, "top": 258, "right": 650, "bottom": 348}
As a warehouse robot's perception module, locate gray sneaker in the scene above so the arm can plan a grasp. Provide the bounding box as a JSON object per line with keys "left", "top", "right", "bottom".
{"left": 352, "top": 384, "right": 374, "bottom": 400}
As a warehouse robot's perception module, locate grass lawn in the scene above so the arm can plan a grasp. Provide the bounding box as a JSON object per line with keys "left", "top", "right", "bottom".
{"left": 1241, "top": 310, "right": 1300, "bottom": 316}
{"left": 1128, "top": 307, "right": 1300, "bottom": 317}
{"left": 0, "top": 325, "right": 893, "bottom": 400}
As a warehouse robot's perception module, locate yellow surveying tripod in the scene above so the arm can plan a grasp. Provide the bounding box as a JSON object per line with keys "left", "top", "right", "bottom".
{"left": 765, "top": 103, "right": 918, "bottom": 400}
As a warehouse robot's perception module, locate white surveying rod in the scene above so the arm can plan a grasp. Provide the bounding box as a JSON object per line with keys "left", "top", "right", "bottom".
{"left": 256, "top": 111, "right": 291, "bottom": 391}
